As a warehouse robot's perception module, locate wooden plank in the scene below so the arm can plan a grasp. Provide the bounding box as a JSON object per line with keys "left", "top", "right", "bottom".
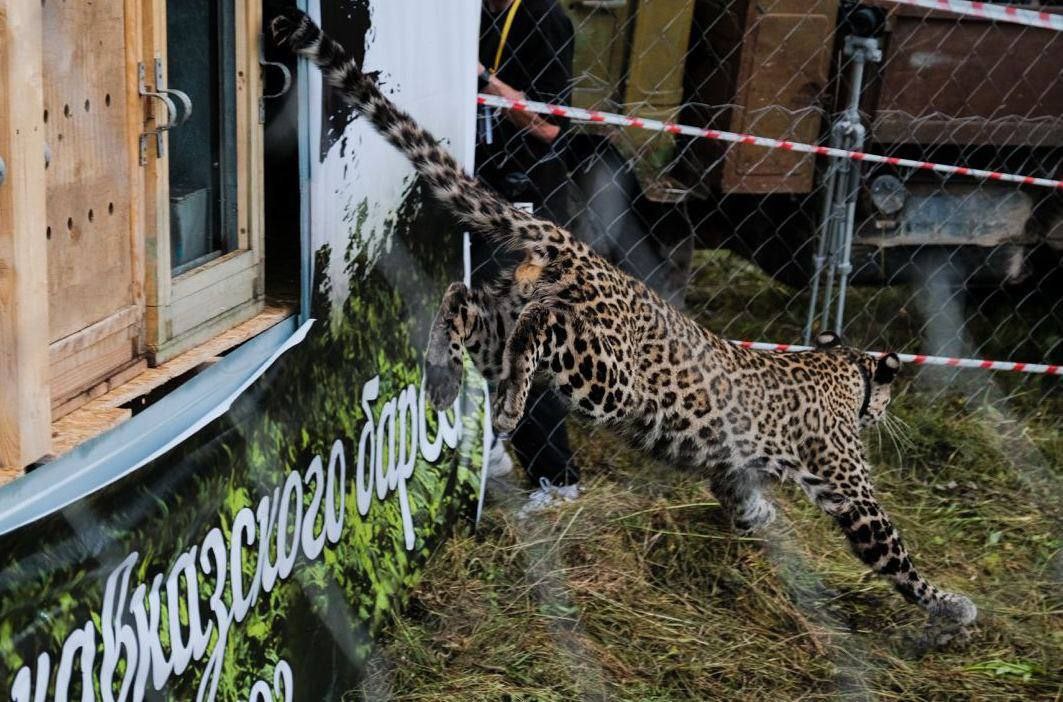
{"left": 115, "top": 303, "right": 290, "bottom": 406}
{"left": 141, "top": 0, "right": 170, "bottom": 311}
{"left": 50, "top": 359, "right": 147, "bottom": 420}
{"left": 0, "top": 0, "right": 52, "bottom": 468}
{"left": 51, "top": 406, "right": 133, "bottom": 456}
{"left": 171, "top": 261, "right": 258, "bottom": 338}
{"left": 51, "top": 362, "right": 146, "bottom": 418}
{"left": 42, "top": 0, "right": 139, "bottom": 341}
{"left": 170, "top": 248, "right": 257, "bottom": 299}
{"left": 156, "top": 296, "right": 263, "bottom": 366}
{"left": 50, "top": 302, "right": 294, "bottom": 458}
{"left": 0, "top": 465, "right": 24, "bottom": 488}
{"left": 124, "top": 0, "right": 146, "bottom": 353}
{"left": 236, "top": 0, "right": 251, "bottom": 252}
{"left": 248, "top": 2, "right": 266, "bottom": 302}
{"left": 49, "top": 329, "right": 135, "bottom": 407}
{"left": 49, "top": 304, "right": 140, "bottom": 364}
{"left": 118, "top": 302, "right": 290, "bottom": 406}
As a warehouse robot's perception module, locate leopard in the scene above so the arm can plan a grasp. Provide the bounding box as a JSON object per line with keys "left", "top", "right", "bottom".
{"left": 272, "top": 7, "right": 976, "bottom": 643}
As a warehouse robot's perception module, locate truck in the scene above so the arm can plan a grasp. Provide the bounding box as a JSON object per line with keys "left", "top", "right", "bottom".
{"left": 559, "top": 0, "right": 1063, "bottom": 290}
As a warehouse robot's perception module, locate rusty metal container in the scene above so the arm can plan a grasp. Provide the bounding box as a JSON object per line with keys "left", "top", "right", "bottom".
{"left": 863, "top": 1, "right": 1063, "bottom": 147}
{"left": 680, "top": 0, "right": 839, "bottom": 195}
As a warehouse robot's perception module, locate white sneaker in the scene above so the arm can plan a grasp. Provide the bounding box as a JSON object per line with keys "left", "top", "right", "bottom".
{"left": 487, "top": 436, "right": 514, "bottom": 478}
{"left": 517, "top": 477, "right": 582, "bottom": 519}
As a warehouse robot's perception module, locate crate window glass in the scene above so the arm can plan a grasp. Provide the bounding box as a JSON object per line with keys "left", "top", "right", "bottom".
{"left": 166, "top": 0, "right": 238, "bottom": 274}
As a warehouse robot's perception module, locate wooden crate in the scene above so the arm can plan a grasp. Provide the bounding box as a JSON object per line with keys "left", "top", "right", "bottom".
{"left": 1, "top": 0, "right": 271, "bottom": 469}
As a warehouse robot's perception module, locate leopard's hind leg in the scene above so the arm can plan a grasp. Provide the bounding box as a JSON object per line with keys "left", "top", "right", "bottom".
{"left": 425, "top": 282, "right": 510, "bottom": 407}
{"left": 797, "top": 452, "right": 976, "bottom": 644}
{"left": 710, "top": 462, "right": 777, "bottom": 535}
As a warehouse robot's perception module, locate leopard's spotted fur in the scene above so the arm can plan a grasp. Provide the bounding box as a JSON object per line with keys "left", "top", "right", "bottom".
{"left": 273, "top": 8, "right": 976, "bottom": 639}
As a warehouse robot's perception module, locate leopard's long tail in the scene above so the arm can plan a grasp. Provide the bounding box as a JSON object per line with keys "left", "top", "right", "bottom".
{"left": 271, "top": 7, "right": 563, "bottom": 253}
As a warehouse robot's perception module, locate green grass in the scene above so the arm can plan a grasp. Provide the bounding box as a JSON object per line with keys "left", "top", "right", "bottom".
{"left": 369, "top": 251, "right": 1063, "bottom": 701}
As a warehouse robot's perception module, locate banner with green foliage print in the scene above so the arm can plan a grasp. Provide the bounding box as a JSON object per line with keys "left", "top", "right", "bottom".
{"left": 0, "top": 1, "right": 486, "bottom": 699}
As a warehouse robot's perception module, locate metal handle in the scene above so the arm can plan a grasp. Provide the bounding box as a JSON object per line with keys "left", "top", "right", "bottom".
{"left": 576, "top": 0, "right": 627, "bottom": 10}
{"left": 0, "top": 156, "right": 6, "bottom": 187}
{"left": 154, "top": 57, "right": 193, "bottom": 127}
{"left": 138, "top": 61, "right": 178, "bottom": 164}
{"left": 258, "top": 35, "right": 293, "bottom": 123}
{"left": 139, "top": 61, "right": 178, "bottom": 129}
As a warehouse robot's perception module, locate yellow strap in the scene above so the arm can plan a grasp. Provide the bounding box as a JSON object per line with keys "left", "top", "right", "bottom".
{"left": 491, "top": 0, "right": 524, "bottom": 74}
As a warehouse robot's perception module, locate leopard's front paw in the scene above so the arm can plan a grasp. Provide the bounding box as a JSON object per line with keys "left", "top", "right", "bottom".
{"left": 425, "top": 361, "right": 462, "bottom": 409}
{"left": 491, "top": 384, "right": 522, "bottom": 437}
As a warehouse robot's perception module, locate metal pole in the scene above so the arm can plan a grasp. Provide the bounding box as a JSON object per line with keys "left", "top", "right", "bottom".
{"left": 803, "top": 139, "right": 841, "bottom": 344}
{"left": 831, "top": 36, "right": 880, "bottom": 334}
{"left": 820, "top": 151, "right": 850, "bottom": 331}
{"left": 832, "top": 142, "right": 864, "bottom": 333}
{"left": 805, "top": 36, "right": 881, "bottom": 338}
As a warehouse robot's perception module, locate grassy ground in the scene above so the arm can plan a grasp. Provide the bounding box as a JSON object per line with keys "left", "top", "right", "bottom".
{"left": 367, "top": 251, "right": 1062, "bottom": 701}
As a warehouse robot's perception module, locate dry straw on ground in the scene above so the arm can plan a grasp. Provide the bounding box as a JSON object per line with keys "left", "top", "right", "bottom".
{"left": 370, "top": 251, "right": 1062, "bottom": 701}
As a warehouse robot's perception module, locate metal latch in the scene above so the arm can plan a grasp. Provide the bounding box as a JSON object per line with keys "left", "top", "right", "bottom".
{"left": 259, "top": 35, "right": 293, "bottom": 124}
{"left": 138, "top": 57, "right": 193, "bottom": 165}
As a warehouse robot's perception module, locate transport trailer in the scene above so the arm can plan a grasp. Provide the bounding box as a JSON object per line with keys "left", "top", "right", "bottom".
{"left": 562, "top": 0, "right": 1063, "bottom": 286}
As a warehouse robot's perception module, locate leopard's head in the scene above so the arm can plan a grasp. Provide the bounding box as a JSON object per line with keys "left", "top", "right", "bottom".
{"left": 859, "top": 353, "right": 900, "bottom": 428}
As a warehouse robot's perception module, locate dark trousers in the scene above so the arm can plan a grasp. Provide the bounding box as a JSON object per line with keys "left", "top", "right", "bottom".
{"left": 510, "top": 386, "right": 580, "bottom": 486}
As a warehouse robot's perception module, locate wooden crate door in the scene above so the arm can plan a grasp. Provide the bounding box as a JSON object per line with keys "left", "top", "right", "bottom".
{"left": 43, "top": 0, "right": 144, "bottom": 414}
{"left": 143, "top": 0, "right": 264, "bottom": 363}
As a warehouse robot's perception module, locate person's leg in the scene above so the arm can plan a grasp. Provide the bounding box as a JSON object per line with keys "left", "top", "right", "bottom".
{"left": 508, "top": 385, "right": 581, "bottom": 487}
{"left": 516, "top": 155, "right": 584, "bottom": 491}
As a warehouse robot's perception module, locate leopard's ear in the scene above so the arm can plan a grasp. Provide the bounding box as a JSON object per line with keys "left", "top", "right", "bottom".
{"left": 873, "top": 353, "right": 901, "bottom": 384}
{"left": 815, "top": 330, "right": 842, "bottom": 349}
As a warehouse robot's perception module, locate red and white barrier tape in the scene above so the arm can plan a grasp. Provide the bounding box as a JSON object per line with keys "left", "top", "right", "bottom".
{"left": 882, "top": 0, "right": 1063, "bottom": 32}
{"left": 732, "top": 340, "right": 1062, "bottom": 376}
{"left": 477, "top": 94, "right": 1063, "bottom": 191}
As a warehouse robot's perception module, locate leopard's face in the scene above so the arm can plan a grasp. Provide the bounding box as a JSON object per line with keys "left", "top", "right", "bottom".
{"left": 859, "top": 353, "right": 900, "bottom": 428}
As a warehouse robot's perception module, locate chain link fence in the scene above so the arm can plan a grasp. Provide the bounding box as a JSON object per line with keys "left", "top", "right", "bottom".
{"left": 475, "top": 0, "right": 1062, "bottom": 477}
{"left": 349, "top": 5, "right": 1063, "bottom": 696}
